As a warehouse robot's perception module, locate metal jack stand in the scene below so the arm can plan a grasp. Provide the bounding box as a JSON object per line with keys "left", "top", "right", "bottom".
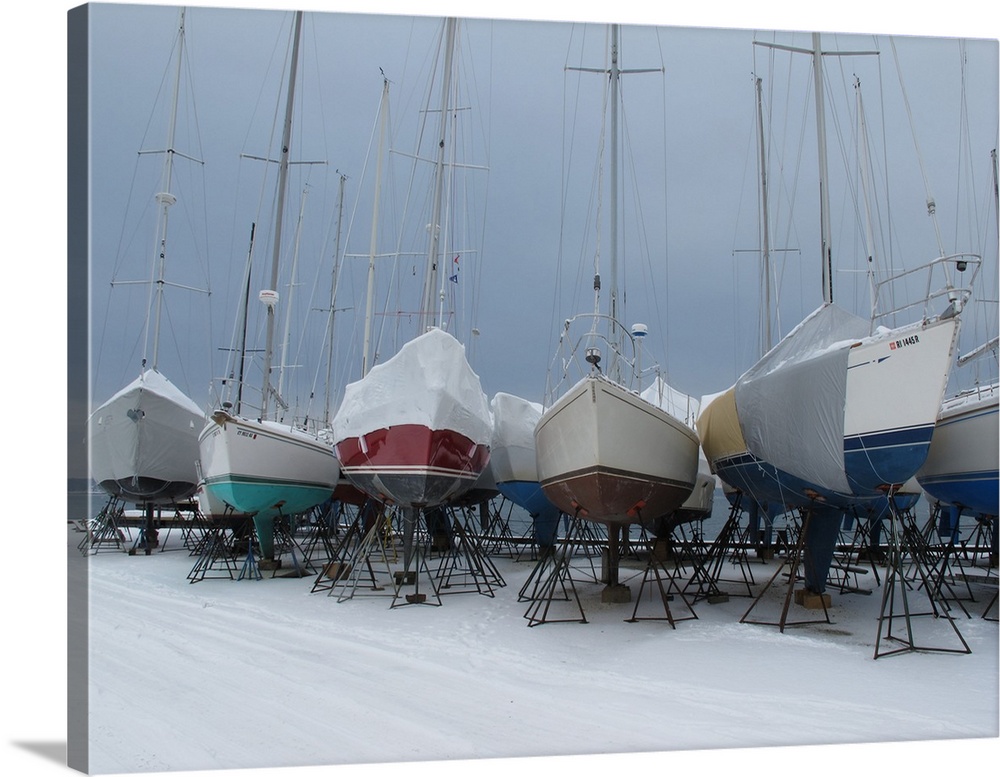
{"left": 78, "top": 495, "right": 129, "bottom": 555}
{"left": 299, "top": 501, "right": 347, "bottom": 568}
{"left": 311, "top": 503, "right": 396, "bottom": 601}
{"left": 521, "top": 512, "right": 588, "bottom": 626}
{"left": 187, "top": 516, "right": 241, "bottom": 583}
{"left": 234, "top": 520, "right": 262, "bottom": 581}
{"left": 873, "top": 497, "right": 971, "bottom": 658}
{"left": 435, "top": 507, "right": 505, "bottom": 596}
{"left": 270, "top": 514, "right": 317, "bottom": 578}
{"left": 626, "top": 527, "right": 697, "bottom": 627}
{"left": 684, "top": 494, "right": 755, "bottom": 603}
{"left": 389, "top": 507, "right": 442, "bottom": 608}
{"left": 983, "top": 590, "right": 998, "bottom": 622}
{"left": 480, "top": 497, "right": 519, "bottom": 558}
{"left": 740, "top": 509, "right": 833, "bottom": 631}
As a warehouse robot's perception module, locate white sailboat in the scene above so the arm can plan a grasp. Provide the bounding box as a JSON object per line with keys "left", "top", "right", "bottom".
{"left": 698, "top": 33, "right": 976, "bottom": 592}
{"left": 332, "top": 18, "right": 492, "bottom": 515}
{"left": 917, "top": 381, "right": 999, "bottom": 517}
{"left": 917, "top": 150, "right": 999, "bottom": 520}
{"left": 534, "top": 25, "right": 700, "bottom": 536}
{"left": 197, "top": 11, "right": 338, "bottom": 558}
{"left": 89, "top": 10, "right": 206, "bottom": 508}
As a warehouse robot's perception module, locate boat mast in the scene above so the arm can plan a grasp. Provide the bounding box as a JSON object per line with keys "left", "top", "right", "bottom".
{"left": 420, "top": 17, "right": 457, "bottom": 334}
{"left": 363, "top": 76, "right": 391, "bottom": 376}
{"left": 609, "top": 24, "right": 622, "bottom": 377}
{"left": 756, "top": 35, "right": 877, "bottom": 307}
{"left": 146, "top": 8, "right": 187, "bottom": 371}
{"left": 260, "top": 10, "right": 303, "bottom": 419}
{"left": 854, "top": 76, "right": 881, "bottom": 318}
{"left": 571, "top": 25, "right": 661, "bottom": 379}
{"left": 277, "top": 185, "right": 309, "bottom": 407}
{"left": 812, "top": 32, "right": 835, "bottom": 306}
{"left": 323, "top": 172, "right": 347, "bottom": 425}
{"left": 235, "top": 222, "right": 256, "bottom": 415}
{"left": 754, "top": 75, "right": 773, "bottom": 351}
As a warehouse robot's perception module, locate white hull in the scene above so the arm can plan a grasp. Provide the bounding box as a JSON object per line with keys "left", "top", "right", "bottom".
{"left": 198, "top": 410, "right": 340, "bottom": 518}
{"left": 727, "top": 307, "right": 959, "bottom": 498}
{"left": 535, "top": 375, "right": 700, "bottom": 526}
{"left": 843, "top": 317, "right": 958, "bottom": 447}
{"left": 89, "top": 369, "right": 204, "bottom": 504}
{"left": 917, "top": 383, "right": 999, "bottom": 515}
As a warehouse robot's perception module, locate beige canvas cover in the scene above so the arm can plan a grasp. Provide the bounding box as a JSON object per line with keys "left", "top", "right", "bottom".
{"left": 696, "top": 387, "right": 747, "bottom": 471}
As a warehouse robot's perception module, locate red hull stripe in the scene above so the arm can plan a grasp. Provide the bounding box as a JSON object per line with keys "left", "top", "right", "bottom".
{"left": 336, "top": 424, "right": 489, "bottom": 475}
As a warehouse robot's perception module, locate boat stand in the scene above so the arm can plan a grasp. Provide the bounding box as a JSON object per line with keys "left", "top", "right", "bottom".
{"left": 740, "top": 509, "right": 834, "bottom": 632}
{"left": 312, "top": 503, "right": 397, "bottom": 601}
{"left": 520, "top": 512, "right": 589, "bottom": 626}
{"left": 481, "top": 498, "right": 521, "bottom": 558}
{"left": 873, "top": 497, "right": 971, "bottom": 659}
{"left": 266, "top": 513, "right": 317, "bottom": 578}
{"left": 962, "top": 515, "right": 998, "bottom": 570}
{"left": 297, "top": 501, "right": 347, "bottom": 568}
{"left": 187, "top": 515, "right": 244, "bottom": 583}
{"left": 683, "top": 494, "right": 755, "bottom": 603}
{"left": 907, "top": 514, "right": 977, "bottom": 616}
{"left": 231, "top": 519, "right": 262, "bottom": 581}
{"left": 838, "top": 509, "right": 883, "bottom": 586}
{"left": 983, "top": 590, "right": 998, "bottom": 622}
{"left": 78, "top": 495, "right": 130, "bottom": 555}
{"left": 389, "top": 507, "right": 442, "bottom": 608}
{"left": 434, "top": 507, "right": 505, "bottom": 596}
{"left": 180, "top": 505, "right": 212, "bottom": 555}
{"left": 626, "top": 526, "right": 697, "bottom": 627}
{"left": 825, "top": 513, "right": 875, "bottom": 595}
{"left": 127, "top": 502, "right": 164, "bottom": 555}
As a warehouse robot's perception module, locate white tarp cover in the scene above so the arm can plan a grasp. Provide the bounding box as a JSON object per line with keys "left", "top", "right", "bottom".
{"left": 640, "top": 376, "right": 700, "bottom": 428}
{"left": 490, "top": 392, "right": 542, "bottom": 451}
{"left": 734, "top": 304, "right": 870, "bottom": 494}
{"left": 332, "top": 327, "right": 492, "bottom": 445}
{"left": 89, "top": 369, "right": 204, "bottom": 485}
{"left": 490, "top": 392, "right": 543, "bottom": 483}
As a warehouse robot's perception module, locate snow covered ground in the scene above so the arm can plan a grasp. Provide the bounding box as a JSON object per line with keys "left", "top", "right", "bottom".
{"left": 46, "top": 509, "right": 1000, "bottom": 776}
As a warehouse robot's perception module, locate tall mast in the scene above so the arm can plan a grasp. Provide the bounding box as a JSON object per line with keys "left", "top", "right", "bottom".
{"left": 363, "top": 77, "right": 391, "bottom": 376}
{"left": 324, "top": 172, "right": 347, "bottom": 426}
{"left": 753, "top": 35, "right": 878, "bottom": 308}
{"left": 419, "top": 17, "right": 457, "bottom": 334}
{"left": 235, "top": 222, "right": 256, "bottom": 415}
{"left": 277, "top": 185, "right": 309, "bottom": 405}
{"left": 609, "top": 24, "right": 622, "bottom": 375}
{"left": 570, "top": 25, "right": 661, "bottom": 380}
{"left": 260, "top": 10, "right": 303, "bottom": 419}
{"left": 755, "top": 75, "right": 773, "bottom": 352}
{"left": 146, "top": 8, "right": 187, "bottom": 370}
{"left": 812, "top": 32, "right": 834, "bottom": 305}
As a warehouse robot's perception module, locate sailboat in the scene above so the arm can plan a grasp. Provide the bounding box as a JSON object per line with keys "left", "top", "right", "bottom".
{"left": 698, "top": 33, "right": 975, "bottom": 592}
{"left": 490, "top": 392, "right": 562, "bottom": 547}
{"left": 533, "top": 25, "right": 700, "bottom": 539}
{"left": 917, "top": 382, "right": 998, "bottom": 517}
{"left": 89, "top": 10, "right": 206, "bottom": 508}
{"left": 331, "top": 18, "right": 492, "bottom": 516}
{"left": 197, "top": 11, "right": 339, "bottom": 559}
{"left": 917, "top": 152, "right": 1000, "bottom": 520}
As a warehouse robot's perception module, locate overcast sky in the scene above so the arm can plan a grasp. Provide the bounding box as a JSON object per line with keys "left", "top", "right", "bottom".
{"left": 34, "top": 0, "right": 1000, "bottom": 480}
